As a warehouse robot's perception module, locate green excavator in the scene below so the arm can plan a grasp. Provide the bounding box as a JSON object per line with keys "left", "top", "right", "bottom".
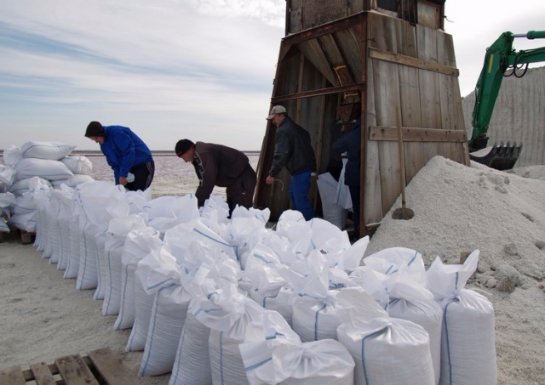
{"left": 468, "top": 30, "right": 545, "bottom": 170}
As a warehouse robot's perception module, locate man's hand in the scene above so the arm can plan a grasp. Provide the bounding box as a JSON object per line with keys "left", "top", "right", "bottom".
{"left": 119, "top": 176, "right": 128, "bottom": 186}
{"left": 265, "top": 175, "right": 275, "bottom": 185}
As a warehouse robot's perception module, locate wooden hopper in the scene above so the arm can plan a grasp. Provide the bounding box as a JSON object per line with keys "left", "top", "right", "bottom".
{"left": 255, "top": 0, "right": 469, "bottom": 235}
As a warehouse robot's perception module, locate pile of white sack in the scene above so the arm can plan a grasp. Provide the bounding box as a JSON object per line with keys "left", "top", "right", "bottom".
{"left": 29, "top": 178, "right": 497, "bottom": 385}
{"left": 0, "top": 141, "right": 94, "bottom": 233}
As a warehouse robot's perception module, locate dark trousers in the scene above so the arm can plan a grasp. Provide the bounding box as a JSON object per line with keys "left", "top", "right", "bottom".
{"left": 125, "top": 160, "right": 155, "bottom": 192}
{"left": 226, "top": 165, "right": 257, "bottom": 213}
{"left": 349, "top": 184, "right": 360, "bottom": 234}
{"left": 289, "top": 170, "right": 315, "bottom": 220}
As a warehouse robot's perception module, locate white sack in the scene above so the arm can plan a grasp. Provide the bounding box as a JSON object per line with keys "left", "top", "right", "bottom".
{"left": 241, "top": 339, "right": 355, "bottom": 385}
{"left": 64, "top": 215, "right": 81, "bottom": 278}
{"left": 0, "top": 165, "right": 15, "bottom": 188}
{"left": 426, "top": 250, "right": 497, "bottom": 385}
{"left": 0, "top": 192, "right": 16, "bottom": 208}
{"left": 364, "top": 246, "right": 426, "bottom": 283}
{"left": 127, "top": 247, "right": 181, "bottom": 351}
{"left": 61, "top": 155, "right": 93, "bottom": 175}
{"left": 76, "top": 226, "right": 100, "bottom": 290}
{"left": 126, "top": 276, "right": 156, "bottom": 352}
{"left": 9, "top": 212, "right": 36, "bottom": 232}
{"left": 51, "top": 174, "right": 95, "bottom": 188}
{"left": 3, "top": 145, "right": 22, "bottom": 167}
{"left": 204, "top": 300, "right": 300, "bottom": 385}
{"left": 21, "top": 141, "right": 75, "bottom": 160}
{"left": 169, "top": 312, "right": 212, "bottom": 385}
{"left": 336, "top": 157, "right": 353, "bottom": 210}
{"left": 276, "top": 210, "right": 312, "bottom": 256}
{"left": 209, "top": 331, "right": 250, "bottom": 385}
{"left": 139, "top": 285, "right": 191, "bottom": 376}
{"left": 9, "top": 177, "right": 51, "bottom": 196}
{"left": 14, "top": 158, "right": 74, "bottom": 181}
{"left": 114, "top": 227, "right": 162, "bottom": 330}
{"left": 143, "top": 195, "right": 200, "bottom": 232}
{"left": 336, "top": 289, "right": 435, "bottom": 385}
{"left": 386, "top": 276, "right": 443, "bottom": 385}
{"left": 52, "top": 187, "right": 75, "bottom": 271}
{"left": 292, "top": 290, "right": 343, "bottom": 342}
{"left": 0, "top": 218, "right": 9, "bottom": 233}
{"left": 93, "top": 234, "right": 118, "bottom": 299}
{"left": 12, "top": 193, "right": 37, "bottom": 215}
{"left": 102, "top": 215, "right": 147, "bottom": 316}
{"left": 317, "top": 172, "right": 348, "bottom": 229}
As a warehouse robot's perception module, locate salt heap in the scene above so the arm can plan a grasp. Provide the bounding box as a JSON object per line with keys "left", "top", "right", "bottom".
{"left": 366, "top": 155, "right": 545, "bottom": 385}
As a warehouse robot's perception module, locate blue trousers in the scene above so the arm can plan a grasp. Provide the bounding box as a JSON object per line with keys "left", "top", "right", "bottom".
{"left": 289, "top": 170, "right": 315, "bottom": 220}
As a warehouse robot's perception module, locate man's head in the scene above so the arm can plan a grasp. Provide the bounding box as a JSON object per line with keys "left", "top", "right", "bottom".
{"left": 85, "top": 121, "right": 105, "bottom": 144}
{"left": 175, "top": 139, "right": 195, "bottom": 162}
{"left": 266, "top": 105, "right": 287, "bottom": 126}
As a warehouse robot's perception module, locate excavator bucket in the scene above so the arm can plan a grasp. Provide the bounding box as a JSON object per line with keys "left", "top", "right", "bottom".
{"left": 469, "top": 142, "right": 522, "bottom": 170}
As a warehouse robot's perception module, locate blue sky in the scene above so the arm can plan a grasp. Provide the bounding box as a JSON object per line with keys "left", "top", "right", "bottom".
{"left": 1, "top": 0, "right": 544, "bottom": 151}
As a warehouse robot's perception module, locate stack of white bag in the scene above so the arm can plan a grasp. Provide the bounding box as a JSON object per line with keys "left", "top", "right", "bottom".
{"left": 164, "top": 226, "right": 356, "bottom": 385}
{"left": 3, "top": 141, "right": 94, "bottom": 232}
{"left": 18, "top": 175, "right": 498, "bottom": 385}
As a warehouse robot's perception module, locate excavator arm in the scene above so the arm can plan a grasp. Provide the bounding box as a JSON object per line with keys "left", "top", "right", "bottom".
{"left": 468, "top": 30, "right": 545, "bottom": 170}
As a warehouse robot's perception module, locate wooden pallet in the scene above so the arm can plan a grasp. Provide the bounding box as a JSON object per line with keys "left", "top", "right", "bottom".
{"left": 0, "top": 348, "right": 148, "bottom": 385}
{"left": 17, "top": 229, "right": 35, "bottom": 245}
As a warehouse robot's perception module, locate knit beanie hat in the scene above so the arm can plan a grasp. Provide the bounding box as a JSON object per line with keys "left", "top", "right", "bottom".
{"left": 85, "top": 121, "right": 105, "bottom": 137}
{"left": 175, "top": 139, "right": 194, "bottom": 156}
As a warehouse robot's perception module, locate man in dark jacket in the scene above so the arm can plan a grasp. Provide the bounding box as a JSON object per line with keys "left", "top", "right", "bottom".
{"left": 265, "top": 105, "right": 316, "bottom": 220}
{"left": 332, "top": 118, "right": 361, "bottom": 235}
{"left": 175, "top": 139, "right": 256, "bottom": 213}
{"left": 85, "top": 121, "right": 154, "bottom": 191}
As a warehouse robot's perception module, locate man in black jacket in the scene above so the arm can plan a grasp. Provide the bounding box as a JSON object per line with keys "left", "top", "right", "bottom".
{"left": 175, "top": 139, "right": 256, "bottom": 213}
{"left": 265, "top": 105, "right": 316, "bottom": 220}
{"left": 332, "top": 118, "right": 361, "bottom": 235}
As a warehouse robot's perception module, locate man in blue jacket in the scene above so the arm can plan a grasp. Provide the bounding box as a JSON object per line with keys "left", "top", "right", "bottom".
{"left": 84, "top": 121, "right": 154, "bottom": 191}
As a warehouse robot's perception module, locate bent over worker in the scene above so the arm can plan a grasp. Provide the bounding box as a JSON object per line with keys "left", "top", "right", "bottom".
{"left": 85, "top": 121, "right": 154, "bottom": 191}
{"left": 175, "top": 139, "right": 256, "bottom": 213}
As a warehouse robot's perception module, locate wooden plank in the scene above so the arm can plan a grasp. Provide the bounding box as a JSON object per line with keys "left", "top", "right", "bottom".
{"left": 417, "top": 24, "right": 442, "bottom": 166}
{"left": 298, "top": 39, "right": 339, "bottom": 86}
{"left": 287, "top": 0, "right": 302, "bottom": 34}
{"left": 283, "top": 12, "right": 365, "bottom": 47}
{"left": 369, "top": 126, "right": 467, "bottom": 142}
{"left": 0, "top": 366, "right": 25, "bottom": 385}
{"left": 89, "top": 348, "right": 146, "bottom": 385}
{"left": 30, "top": 363, "right": 56, "bottom": 385}
{"left": 318, "top": 33, "right": 346, "bottom": 67}
{"left": 396, "top": 19, "right": 425, "bottom": 185}
{"left": 301, "top": 0, "right": 347, "bottom": 31}
{"left": 272, "top": 84, "right": 362, "bottom": 103}
{"left": 369, "top": 13, "right": 403, "bottom": 218}
{"left": 55, "top": 355, "right": 99, "bottom": 385}
{"left": 369, "top": 48, "right": 459, "bottom": 76}
{"left": 437, "top": 30, "right": 470, "bottom": 165}
{"left": 364, "top": 57, "right": 384, "bottom": 227}
{"left": 335, "top": 27, "right": 364, "bottom": 83}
